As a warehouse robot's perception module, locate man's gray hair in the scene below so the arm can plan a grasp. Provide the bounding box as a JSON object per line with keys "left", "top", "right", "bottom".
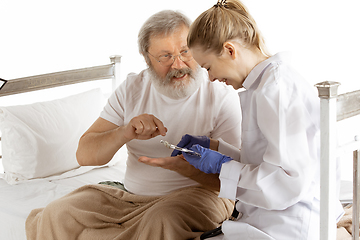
{"left": 138, "top": 10, "right": 191, "bottom": 64}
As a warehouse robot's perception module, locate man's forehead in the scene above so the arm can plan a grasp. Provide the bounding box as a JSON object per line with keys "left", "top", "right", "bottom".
{"left": 149, "top": 40, "right": 188, "bottom": 53}
{"left": 148, "top": 27, "right": 189, "bottom": 53}
{"left": 156, "top": 45, "right": 189, "bottom": 53}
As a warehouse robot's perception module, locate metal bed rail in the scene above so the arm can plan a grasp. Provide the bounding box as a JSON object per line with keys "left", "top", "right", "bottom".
{"left": 0, "top": 55, "right": 121, "bottom": 97}
{"left": 316, "top": 81, "right": 360, "bottom": 240}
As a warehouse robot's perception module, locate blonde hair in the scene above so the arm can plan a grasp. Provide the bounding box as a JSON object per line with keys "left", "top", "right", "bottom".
{"left": 187, "top": 0, "right": 270, "bottom": 56}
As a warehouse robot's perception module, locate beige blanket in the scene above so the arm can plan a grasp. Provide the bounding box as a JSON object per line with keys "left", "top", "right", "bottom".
{"left": 26, "top": 184, "right": 234, "bottom": 240}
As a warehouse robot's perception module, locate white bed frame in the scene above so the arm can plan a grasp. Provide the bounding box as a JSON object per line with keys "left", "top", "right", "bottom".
{"left": 0, "top": 55, "right": 121, "bottom": 97}
{"left": 0, "top": 55, "right": 122, "bottom": 158}
{"left": 316, "top": 81, "right": 360, "bottom": 240}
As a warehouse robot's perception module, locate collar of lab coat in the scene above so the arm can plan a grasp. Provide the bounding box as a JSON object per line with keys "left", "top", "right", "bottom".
{"left": 242, "top": 52, "right": 291, "bottom": 90}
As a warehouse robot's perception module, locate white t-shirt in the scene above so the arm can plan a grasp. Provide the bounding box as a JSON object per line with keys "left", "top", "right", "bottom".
{"left": 100, "top": 69, "right": 241, "bottom": 196}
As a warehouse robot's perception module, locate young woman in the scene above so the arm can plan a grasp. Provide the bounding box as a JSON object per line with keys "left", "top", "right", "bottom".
{"left": 175, "top": 0, "right": 344, "bottom": 239}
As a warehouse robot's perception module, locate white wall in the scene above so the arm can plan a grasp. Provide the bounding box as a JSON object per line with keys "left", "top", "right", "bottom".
{"left": 1, "top": 0, "right": 359, "bottom": 177}
{"left": 1, "top": 0, "right": 359, "bottom": 93}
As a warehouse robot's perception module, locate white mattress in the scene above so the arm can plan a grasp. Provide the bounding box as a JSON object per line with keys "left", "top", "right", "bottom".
{"left": 0, "top": 157, "right": 127, "bottom": 240}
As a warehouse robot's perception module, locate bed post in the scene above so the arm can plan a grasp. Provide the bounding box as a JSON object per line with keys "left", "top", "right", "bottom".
{"left": 315, "top": 81, "right": 340, "bottom": 240}
{"left": 110, "top": 55, "right": 122, "bottom": 92}
{"left": 353, "top": 149, "right": 360, "bottom": 239}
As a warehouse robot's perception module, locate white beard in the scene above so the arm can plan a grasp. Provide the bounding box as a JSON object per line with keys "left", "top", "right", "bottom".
{"left": 149, "top": 65, "right": 202, "bottom": 100}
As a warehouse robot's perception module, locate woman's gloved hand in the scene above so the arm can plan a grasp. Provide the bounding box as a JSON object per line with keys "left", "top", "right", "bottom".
{"left": 171, "top": 134, "right": 210, "bottom": 157}
{"left": 183, "top": 144, "right": 232, "bottom": 174}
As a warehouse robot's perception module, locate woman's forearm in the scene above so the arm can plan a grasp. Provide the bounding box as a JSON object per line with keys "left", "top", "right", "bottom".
{"left": 209, "top": 139, "right": 219, "bottom": 151}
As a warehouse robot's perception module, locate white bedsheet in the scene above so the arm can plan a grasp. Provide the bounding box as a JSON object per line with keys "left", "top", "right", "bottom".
{"left": 0, "top": 143, "right": 353, "bottom": 240}
{"left": 0, "top": 154, "right": 127, "bottom": 240}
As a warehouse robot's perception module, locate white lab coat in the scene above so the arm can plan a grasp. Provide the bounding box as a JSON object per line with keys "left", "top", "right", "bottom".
{"left": 216, "top": 53, "right": 344, "bottom": 239}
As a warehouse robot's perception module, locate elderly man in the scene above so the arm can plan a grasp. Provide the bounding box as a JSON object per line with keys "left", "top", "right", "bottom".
{"left": 26, "top": 10, "right": 241, "bottom": 240}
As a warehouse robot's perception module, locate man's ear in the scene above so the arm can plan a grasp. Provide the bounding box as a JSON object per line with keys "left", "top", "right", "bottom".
{"left": 223, "top": 42, "right": 236, "bottom": 60}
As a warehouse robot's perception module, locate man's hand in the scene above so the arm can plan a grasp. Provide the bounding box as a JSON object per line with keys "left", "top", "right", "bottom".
{"left": 124, "top": 114, "right": 168, "bottom": 141}
{"left": 138, "top": 155, "right": 220, "bottom": 191}
{"left": 138, "top": 155, "right": 198, "bottom": 177}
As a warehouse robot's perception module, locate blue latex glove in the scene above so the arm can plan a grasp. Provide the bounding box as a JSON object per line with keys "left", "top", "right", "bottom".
{"left": 183, "top": 144, "right": 232, "bottom": 174}
{"left": 171, "top": 134, "right": 210, "bottom": 157}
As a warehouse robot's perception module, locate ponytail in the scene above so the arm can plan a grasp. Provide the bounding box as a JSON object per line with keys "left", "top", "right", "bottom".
{"left": 188, "top": 0, "right": 270, "bottom": 57}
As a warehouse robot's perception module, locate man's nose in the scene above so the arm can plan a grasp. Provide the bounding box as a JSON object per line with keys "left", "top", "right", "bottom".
{"left": 171, "top": 55, "right": 187, "bottom": 69}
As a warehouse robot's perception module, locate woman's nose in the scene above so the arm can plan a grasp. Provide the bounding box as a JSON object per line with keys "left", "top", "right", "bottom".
{"left": 208, "top": 72, "right": 217, "bottom": 82}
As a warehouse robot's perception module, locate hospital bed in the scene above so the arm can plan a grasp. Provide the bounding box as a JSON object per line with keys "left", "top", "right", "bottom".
{"left": 0, "top": 55, "right": 129, "bottom": 240}
{"left": 316, "top": 81, "right": 360, "bottom": 240}
{"left": 0, "top": 56, "right": 357, "bottom": 239}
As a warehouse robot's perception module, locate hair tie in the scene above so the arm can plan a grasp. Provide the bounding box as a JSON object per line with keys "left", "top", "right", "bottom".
{"left": 214, "top": 0, "right": 228, "bottom": 8}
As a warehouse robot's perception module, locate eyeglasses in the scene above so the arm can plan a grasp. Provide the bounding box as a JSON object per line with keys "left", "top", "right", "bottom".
{"left": 147, "top": 50, "right": 193, "bottom": 67}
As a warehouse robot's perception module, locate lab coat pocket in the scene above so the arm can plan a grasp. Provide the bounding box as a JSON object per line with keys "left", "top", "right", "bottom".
{"left": 258, "top": 213, "right": 302, "bottom": 240}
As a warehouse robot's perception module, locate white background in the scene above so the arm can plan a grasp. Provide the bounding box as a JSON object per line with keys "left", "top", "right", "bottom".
{"left": 0, "top": 0, "right": 360, "bottom": 179}
{"left": 1, "top": 0, "right": 359, "bottom": 93}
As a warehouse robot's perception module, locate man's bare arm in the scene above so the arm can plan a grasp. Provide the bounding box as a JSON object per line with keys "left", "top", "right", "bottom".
{"left": 77, "top": 114, "right": 167, "bottom": 166}
{"left": 76, "top": 118, "right": 128, "bottom": 166}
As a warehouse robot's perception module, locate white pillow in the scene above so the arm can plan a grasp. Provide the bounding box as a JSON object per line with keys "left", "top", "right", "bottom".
{"left": 0, "top": 88, "right": 105, "bottom": 184}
